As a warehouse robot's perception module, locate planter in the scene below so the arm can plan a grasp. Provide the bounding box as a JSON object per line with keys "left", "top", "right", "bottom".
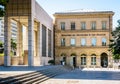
{"left": 0, "top": 56, "right": 4, "bottom": 65}
{"left": 11, "top": 56, "right": 19, "bottom": 65}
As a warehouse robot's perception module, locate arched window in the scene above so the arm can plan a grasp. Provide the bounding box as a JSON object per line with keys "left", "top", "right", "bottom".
{"left": 81, "top": 54, "right": 86, "bottom": 65}
{"left": 91, "top": 54, "right": 96, "bottom": 65}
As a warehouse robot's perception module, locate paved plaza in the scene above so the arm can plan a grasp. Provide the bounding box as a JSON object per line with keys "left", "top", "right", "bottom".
{"left": 0, "top": 66, "right": 120, "bottom": 84}
{"left": 42, "top": 68, "right": 120, "bottom": 84}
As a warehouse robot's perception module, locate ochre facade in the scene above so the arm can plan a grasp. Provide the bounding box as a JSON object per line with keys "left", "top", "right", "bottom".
{"left": 54, "top": 11, "right": 114, "bottom": 68}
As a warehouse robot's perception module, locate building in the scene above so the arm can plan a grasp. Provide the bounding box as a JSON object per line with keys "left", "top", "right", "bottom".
{"left": 54, "top": 11, "right": 114, "bottom": 68}
{"left": 0, "top": 18, "right": 18, "bottom": 42}
{"left": 3, "top": 0, "right": 53, "bottom": 66}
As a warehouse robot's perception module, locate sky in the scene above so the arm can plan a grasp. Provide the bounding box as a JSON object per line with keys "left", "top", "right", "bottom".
{"left": 36, "top": 0, "right": 120, "bottom": 29}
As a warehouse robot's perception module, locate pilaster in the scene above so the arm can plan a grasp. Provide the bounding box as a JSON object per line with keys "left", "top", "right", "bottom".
{"left": 17, "top": 22, "right": 23, "bottom": 64}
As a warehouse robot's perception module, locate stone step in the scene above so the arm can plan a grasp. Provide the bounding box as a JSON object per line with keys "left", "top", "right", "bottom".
{"left": 0, "top": 68, "right": 55, "bottom": 83}
{"left": 0, "top": 65, "right": 72, "bottom": 84}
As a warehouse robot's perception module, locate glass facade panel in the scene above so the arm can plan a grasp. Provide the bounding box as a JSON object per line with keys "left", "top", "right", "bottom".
{"left": 48, "top": 30, "right": 51, "bottom": 57}
{"left": 42, "top": 25, "right": 46, "bottom": 56}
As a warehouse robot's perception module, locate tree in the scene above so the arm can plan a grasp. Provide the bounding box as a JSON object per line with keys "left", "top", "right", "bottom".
{"left": 11, "top": 39, "right": 17, "bottom": 55}
{"left": 109, "top": 20, "right": 120, "bottom": 59}
{"left": 0, "top": 0, "right": 9, "bottom": 17}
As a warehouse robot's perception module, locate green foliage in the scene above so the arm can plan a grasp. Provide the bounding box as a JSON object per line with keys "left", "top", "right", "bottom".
{"left": 0, "top": 41, "right": 3, "bottom": 48}
{"left": 109, "top": 20, "right": 120, "bottom": 59}
{"left": 0, "top": 0, "right": 9, "bottom": 17}
{"left": 11, "top": 39, "right": 17, "bottom": 51}
{"left": 48, "top": 60, "right": 55, "bottom": 65}
{"left": 0, "top": 53, "right": 4, "bottom": 56}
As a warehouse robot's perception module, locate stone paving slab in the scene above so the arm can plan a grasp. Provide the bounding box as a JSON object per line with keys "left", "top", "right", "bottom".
{"left": 41, "top": 79, "right": 120, "bottom": 84}
{"left": 42, "top": 68, "right": 120, "bottom": 84}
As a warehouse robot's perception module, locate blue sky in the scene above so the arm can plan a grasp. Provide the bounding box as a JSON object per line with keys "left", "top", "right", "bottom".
{"left": 36, "top": 0, "right": 120, "bottom": 29}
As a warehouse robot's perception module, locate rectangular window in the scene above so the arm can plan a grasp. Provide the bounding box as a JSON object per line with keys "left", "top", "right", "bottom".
{"left": 91, "top": 21, "right": 96, "bottom": 30}
{"left": 61, "top": 38, "right": 65, "bottom": 46}
{"left": 102, "top": 21, "right": 106, "bottom": 30}
{"left": 42, "top": 25, "right": 46, "bottom": 56}
{"left": 102, "top": 38, "right": 106, "bottom": 46}
{"left": 81, "top": 22, "right": 86, "bottom": 30}
{"left": 81, "top": 38, "right": 86, "bottom": 46}
{"left": 71, "top": 22, "right": 75, "bottom": 30}
{"left": 81, "top": 57, "right": 86, "bottom": 65}
{"left": 91, "top": 38, "right": 97, "bottom": 46}
{"left": 71, "top": 38, "right": 75, "bottom": 46}
{"left": 91, "top": 57, "right": 96, "bottom": 65}
{"left": 61, "top": 22, "right": 65, "bottom": 30}
{"left": 48, "top": 30, "right": 51, "bottom": 57}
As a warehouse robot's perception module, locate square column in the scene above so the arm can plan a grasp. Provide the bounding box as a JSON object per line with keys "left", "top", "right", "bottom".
{"left": 4, "top": 17, "right": 11, "bottom": 66}
{"left": 28, "top": 16, "right": 34, "bottom": 66}
{"left": 17, "top": 22, "right": 23, "bottom": 64}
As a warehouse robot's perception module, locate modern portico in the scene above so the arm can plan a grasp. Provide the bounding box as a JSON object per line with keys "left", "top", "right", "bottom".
{"left": 4, "top": 0, "right": 53, "bottom": 66}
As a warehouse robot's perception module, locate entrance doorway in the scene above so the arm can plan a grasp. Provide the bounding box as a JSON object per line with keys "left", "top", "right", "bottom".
{"left": 101, "top": 53, "right": 108, "bottom": 67}
{"left": 63, "top": 57, "right": 66, "bottom": 65}
{"left": 73, "top": 57, "right": 76, "bottom": 67}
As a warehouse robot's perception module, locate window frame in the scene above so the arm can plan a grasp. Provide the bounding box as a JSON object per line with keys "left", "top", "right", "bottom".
{"left": 91, "top": 55, "right": 96, "bottom": 65}
{"left": 91, "top": 21, "right": 96, "bottom": 30}
{"left": 91, "top": 38, "right": 97, "bottom": 46}
{"left": 71, "top": 22, "right": 75, "bottom": 30}
{"left": 61, "top": 22, "right": 65, "bottom": 30}
{"left": 81, "top": 22, "right": 86, "bottom": 30}
{"left": 70, "top": 38, "right": 76, "bottom": 46}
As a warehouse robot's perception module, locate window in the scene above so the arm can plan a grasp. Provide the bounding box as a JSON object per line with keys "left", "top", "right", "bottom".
{"left": 71, "top": 38, "right": 75, "bottom": 46}
{"left": 61, "top": 22, "right": 65, "bottom": 30}
{"left": 81, "top": 38, "right": 86, "bottom": 46}
{"left": 81, "top": 22, "right": 86, "bottom": 30}
{"left": 81, "top": 54, "right": 86, "bottom": 65}
{"left": 48, "top": 30, "right": 51, "bottom": 57}
{"left": 71, "top": 22, "right": 75, "bottom": 30}
{"left": 102, "top": 21, "right": 106, "bottom": 30}
{"left": 61, "top": 38, "right": 65, "bottom": 46}
{"left": 42, "top": 25, "right": 46, "bottom": 56}
{"left": 91, "top": 21, "right": 96, "bottom": 30}
{"left": 102, "top": 38, "right": 106, "bottom": 46}
{"left": 91, "top": 54, "right": 96, "bottom": 65}
{"left": 91, "top": 38, "right": 97, "bottom": 46}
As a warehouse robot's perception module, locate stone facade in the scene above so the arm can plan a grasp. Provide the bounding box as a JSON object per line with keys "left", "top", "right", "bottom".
{"left": 54, "top": 11, "right": 114, "bottom": 68}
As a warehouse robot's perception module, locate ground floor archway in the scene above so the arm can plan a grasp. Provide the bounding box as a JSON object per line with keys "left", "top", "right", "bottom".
{"left": 101, "top": 53, "right": 108, "bottom": 67}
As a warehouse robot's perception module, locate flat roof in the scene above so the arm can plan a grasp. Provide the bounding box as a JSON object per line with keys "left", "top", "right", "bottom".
{"left": 54, "top": 11, "right": 114, "bottom": 16}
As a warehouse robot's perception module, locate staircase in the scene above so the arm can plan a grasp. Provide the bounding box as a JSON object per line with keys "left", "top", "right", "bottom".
{"left": 0, "top": 65, "right": 71, "bottom": 84}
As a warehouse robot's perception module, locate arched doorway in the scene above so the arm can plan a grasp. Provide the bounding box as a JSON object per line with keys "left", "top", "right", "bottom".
{"left": 70, "top": 53, "right": 77, "bottom": 67}
{"left": 101, "top": 53, "right": 108, "bottom": 67}
{"left": 60, "top": 53, "right": 66, "bottom": 65}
